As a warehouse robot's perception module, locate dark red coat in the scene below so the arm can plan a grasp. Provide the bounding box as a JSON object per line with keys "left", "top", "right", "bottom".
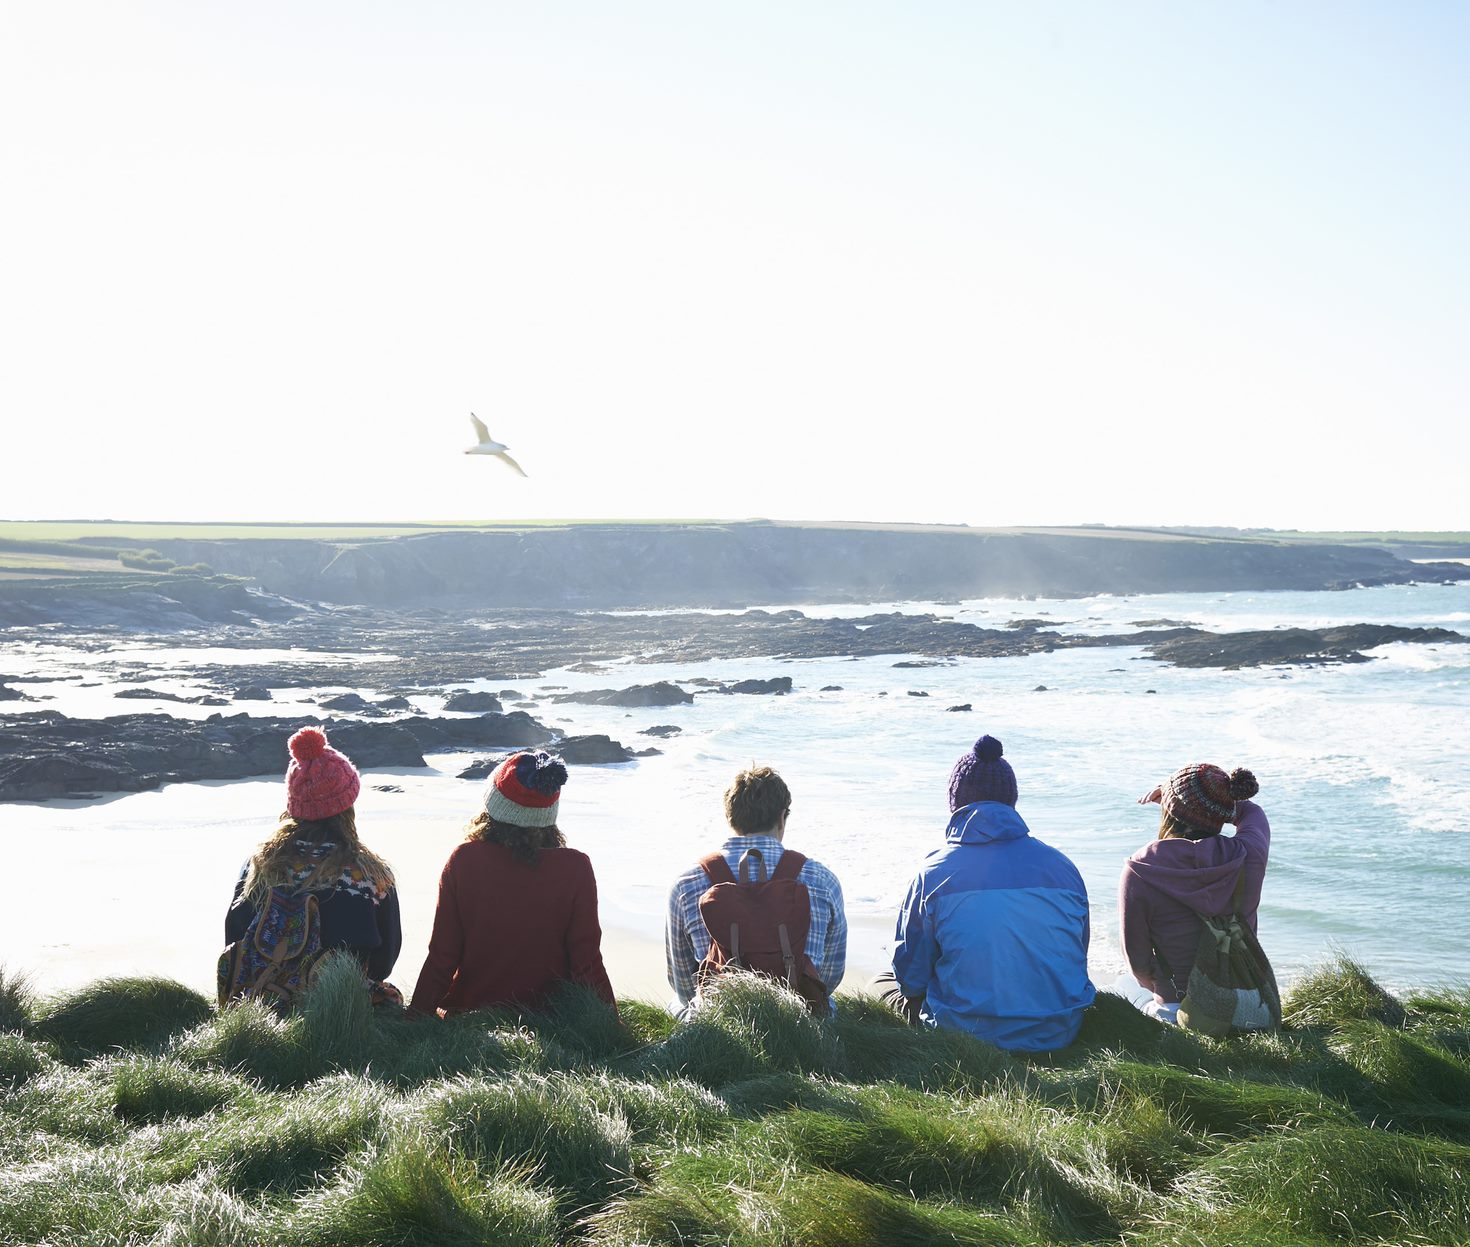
{"left": 409, "top": 840, "right": 615, "bottom": 1016}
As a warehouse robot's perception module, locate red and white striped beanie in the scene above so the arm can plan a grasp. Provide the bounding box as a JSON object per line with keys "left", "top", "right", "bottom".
{"left": 483, "top": 750, "right": 568, "bottom": 827}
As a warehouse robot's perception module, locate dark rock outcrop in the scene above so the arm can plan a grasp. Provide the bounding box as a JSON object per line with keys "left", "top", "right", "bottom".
{"left": 234, "top": 685, "right": 273, "bottom": 701}
{"left": 115, "top": 687, "right": 229, "bottom": 706}
{"left": 0, "top": 709, "right": 553, "bottom": 802}
{"left": 946, "top": 704, "right": 972, "bottom": 712}
{"left": 553, "top": 734, "right": 651, "bottom": 764}
{"left": 456, "top": 732, "right": 648, "bottom": 777}
{"left": 716, "top": 677, "right": 793, "bottom": 696}
{"left": 550, "top": 682, "right": 693, "bottom": 707}
{"left": 1147, "top": 624, "right": 1464, "bottom": 669}
{"left": 443, "top": 691, "right": 504, "bottom": 713}
{"left": 393, "top": 712, "right": 548, "bottom": 753}
{"left": 640, "top": 725, "right": 682, "bottom": 737}
{"left": 456, "top": 757, "right": 502, "bottom": 780}
{"left": 319, "top": 692, "right": 374, "bottom": 712}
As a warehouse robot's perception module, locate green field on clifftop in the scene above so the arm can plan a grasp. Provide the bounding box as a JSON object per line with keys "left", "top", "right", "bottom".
{"left": 0, "top": 520, "right": 730, "bottom": 544}
{"left": 2, "top": 958, "right": 1468, "bottom": 1246}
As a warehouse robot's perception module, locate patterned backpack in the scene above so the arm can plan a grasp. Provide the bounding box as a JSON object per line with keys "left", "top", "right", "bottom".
{"left": 696, "top": 847, "right": 830, "bottom": 1015}
{"left": 217, "top": 888, "right": 325, "bottom": 1014}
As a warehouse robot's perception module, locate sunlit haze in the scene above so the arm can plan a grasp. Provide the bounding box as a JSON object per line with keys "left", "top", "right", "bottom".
{"left": 3, "top": 3, "right": 1465, "bottom": 529}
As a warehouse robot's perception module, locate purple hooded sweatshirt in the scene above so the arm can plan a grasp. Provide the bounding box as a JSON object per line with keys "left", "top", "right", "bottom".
{"left": 1118, "top": 800, "right": 1271, "bottom": 1004}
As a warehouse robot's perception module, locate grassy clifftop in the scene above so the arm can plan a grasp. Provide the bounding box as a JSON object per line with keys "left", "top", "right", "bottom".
{"left": 6, "top": 523, "right": 1457, "bottom": 608}
{"left": 2, "top": 958, "right": 1467, "bottom": 1246}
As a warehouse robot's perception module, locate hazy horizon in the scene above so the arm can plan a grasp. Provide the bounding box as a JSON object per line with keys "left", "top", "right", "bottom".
{"left": 6, "top": 516, "right": 1468, "bottom": 540}
{"left": 4, "top": 4, "right": 1466, "bottom": 530}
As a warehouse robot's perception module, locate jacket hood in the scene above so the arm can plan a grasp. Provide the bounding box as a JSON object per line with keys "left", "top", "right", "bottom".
{"left": 1123, "top": 834, "right": 1248, "bottom": 916}
{"left": 945, "top": 801, "right": 1031, "bottom": 846}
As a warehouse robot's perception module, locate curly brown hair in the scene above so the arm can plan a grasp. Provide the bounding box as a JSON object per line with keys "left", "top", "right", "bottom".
{"left": 463, "top": 810, "right": 566, "bottom": 864}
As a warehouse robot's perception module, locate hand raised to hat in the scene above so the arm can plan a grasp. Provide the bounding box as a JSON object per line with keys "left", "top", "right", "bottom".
{"left": 1137, "top": 785, "right": 1163, "bottom": 806}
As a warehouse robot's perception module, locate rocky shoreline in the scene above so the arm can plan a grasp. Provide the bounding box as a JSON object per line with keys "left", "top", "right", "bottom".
{"left": 3, "top": 560, "right": 1464, "bottom": 803}
{"left": 2, "top": 607, "right": 1461, "bottom": 800}
{"left": 0, "top": 710, "right": 668, "bottom": 803}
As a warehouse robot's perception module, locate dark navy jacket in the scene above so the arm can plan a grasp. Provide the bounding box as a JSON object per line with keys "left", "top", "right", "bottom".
{"left": 892, "top": 801, "right": 1095, "bottom": 1052}
{"left": 225, "top": 863, "right": 402, "bottom": 983}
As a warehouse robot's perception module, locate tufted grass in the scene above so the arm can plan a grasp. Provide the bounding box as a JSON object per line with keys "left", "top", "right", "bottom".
{"left": 108, "top": 1054, "right": 255, "bottom": 1124}
{"left": 422, "top": 1071, "right": 635, "bottom": 1218}
{"left": 299, "top": 951, "right": 376, "bottom": 1069}
{"left": 0, "top": 1029, "right": 52, "bottom": 1088}
{"left": 1, "top": 962, "right": 1468, "bottom": 1246}
{"left": 288, "top": 1129, "right": 558, "bottom": 1246}
{"left": 171, "top": 996, "right": 314, "bottom": 1088}
{"left": 1282, "top": 952, "right": 1408, "bottom": 1030}
{"left": 31, "top": 976, "right": 214, "bottom": 1058}
{"left": 0, "top": 964, "right": 36, "bottom": 1033}
{"left": 152, "top": 1072, "right": 394, "bottom": 1194}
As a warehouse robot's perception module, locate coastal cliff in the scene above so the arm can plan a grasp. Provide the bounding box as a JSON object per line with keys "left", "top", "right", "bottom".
{"left": 92, "top": 522, "right": 1465, "bottom": 608}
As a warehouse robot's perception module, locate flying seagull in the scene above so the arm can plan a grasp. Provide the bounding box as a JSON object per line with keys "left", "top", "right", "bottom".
{"left": 465, "top": 413, "right": 528, "bottom": 477}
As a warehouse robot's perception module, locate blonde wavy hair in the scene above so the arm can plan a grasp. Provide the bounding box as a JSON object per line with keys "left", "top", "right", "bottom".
{"left": 245, "top": 807, "right": 394, "bottom": 902}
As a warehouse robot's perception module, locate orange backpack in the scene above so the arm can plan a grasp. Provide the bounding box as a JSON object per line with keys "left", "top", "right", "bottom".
{"left": 696, "top": 847, "right": 830, "bottom": 1015}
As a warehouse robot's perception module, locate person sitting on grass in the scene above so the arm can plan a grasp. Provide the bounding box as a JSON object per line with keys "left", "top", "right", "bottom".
{"left": 1119, "top": 763, "right": 1269, "bottom": 1024}
{"left": 410, "top": 751, "right": 616, "bottom": 1017}
{"left": 882, "top": 735, "right": 1095, "bottom": 1052}
{"left": 223, "top": 726, "right": 402, "bottom": 1008}
{"left": 666, "top": 764, "right": 847, "bottom": 1015}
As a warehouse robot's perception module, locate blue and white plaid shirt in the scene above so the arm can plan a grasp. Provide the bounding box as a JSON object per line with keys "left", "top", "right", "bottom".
{"left": 665, "top": 834, "right": 847, "bottom": 1010}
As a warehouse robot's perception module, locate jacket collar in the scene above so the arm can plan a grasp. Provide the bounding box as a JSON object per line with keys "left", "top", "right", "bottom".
{"left": 945, "top": 801, "right": 1030, "bottom": 845}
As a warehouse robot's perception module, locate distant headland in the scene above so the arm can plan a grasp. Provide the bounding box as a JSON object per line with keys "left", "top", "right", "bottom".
{"left": 2, "top": 520, "right": 1467, "bottom": 611}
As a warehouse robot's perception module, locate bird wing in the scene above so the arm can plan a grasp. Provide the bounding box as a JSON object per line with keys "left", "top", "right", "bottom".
{"left": 495, "top": 450, "right": 529, "bottom": 477}
{"left": 469, "top": 412, "right": 491, "bottom": 443}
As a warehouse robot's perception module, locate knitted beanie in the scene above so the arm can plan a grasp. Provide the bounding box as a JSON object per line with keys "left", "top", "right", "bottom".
{"left": 285, "top": 726, "right": 361, "bottom": 821}
{"left": 1161, "top": 763, "right": 1259, "bottom": 834}
{"left": 483, "top": 751, "right": 568, "bottom": 827}
{"left": 948, "top": 735, "right": 1019, "bottom": 811}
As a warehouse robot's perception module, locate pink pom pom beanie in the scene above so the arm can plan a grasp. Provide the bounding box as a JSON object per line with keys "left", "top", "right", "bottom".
{"left": 285, "top": 726, "right": 361, "bottom": 821}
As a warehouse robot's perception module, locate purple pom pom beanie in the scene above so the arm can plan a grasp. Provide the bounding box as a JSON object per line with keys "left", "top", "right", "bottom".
{"left": 948, "top": 735, "right": 1018, "bottom": 810}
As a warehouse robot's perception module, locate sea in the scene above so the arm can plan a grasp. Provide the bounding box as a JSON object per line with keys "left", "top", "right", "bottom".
{"left": 3, "top": 581, "right": 1467, "bottom": 1000}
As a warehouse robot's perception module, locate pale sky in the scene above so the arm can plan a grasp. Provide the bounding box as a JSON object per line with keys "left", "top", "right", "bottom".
{"left": 2, "top": 3, "right": 1466, "bottom": 529}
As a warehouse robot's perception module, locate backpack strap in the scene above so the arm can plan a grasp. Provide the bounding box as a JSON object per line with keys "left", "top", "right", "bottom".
{"left": 737, "top": 849, "right": 769, "bottom": 884}
{"left": 700, "top": 853, "right": 736, "bottom": 886}
{"left": 776, "top": 922, "right": 798, "bottom": 987}
{"left": 771, "top": 849, "right": 807, "bottom": 882}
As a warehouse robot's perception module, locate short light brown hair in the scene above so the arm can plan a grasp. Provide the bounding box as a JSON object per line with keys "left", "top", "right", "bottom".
{"left": 723, "top": 766, "right": 791, "bottom": 835}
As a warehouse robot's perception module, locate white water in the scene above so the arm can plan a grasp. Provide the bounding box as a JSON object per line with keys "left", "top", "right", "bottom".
{"left": 2, "top": 583, "right": 1467, "bottom": 998}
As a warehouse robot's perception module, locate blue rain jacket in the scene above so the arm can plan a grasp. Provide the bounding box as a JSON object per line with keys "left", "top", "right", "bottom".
{"left": 892, "top": 801, "right": 1095, "bottom": 1052}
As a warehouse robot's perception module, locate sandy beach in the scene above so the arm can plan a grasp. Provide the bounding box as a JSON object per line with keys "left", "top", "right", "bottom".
{"left": 0, "top": 769, "right": 894, "bottom": 1008}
